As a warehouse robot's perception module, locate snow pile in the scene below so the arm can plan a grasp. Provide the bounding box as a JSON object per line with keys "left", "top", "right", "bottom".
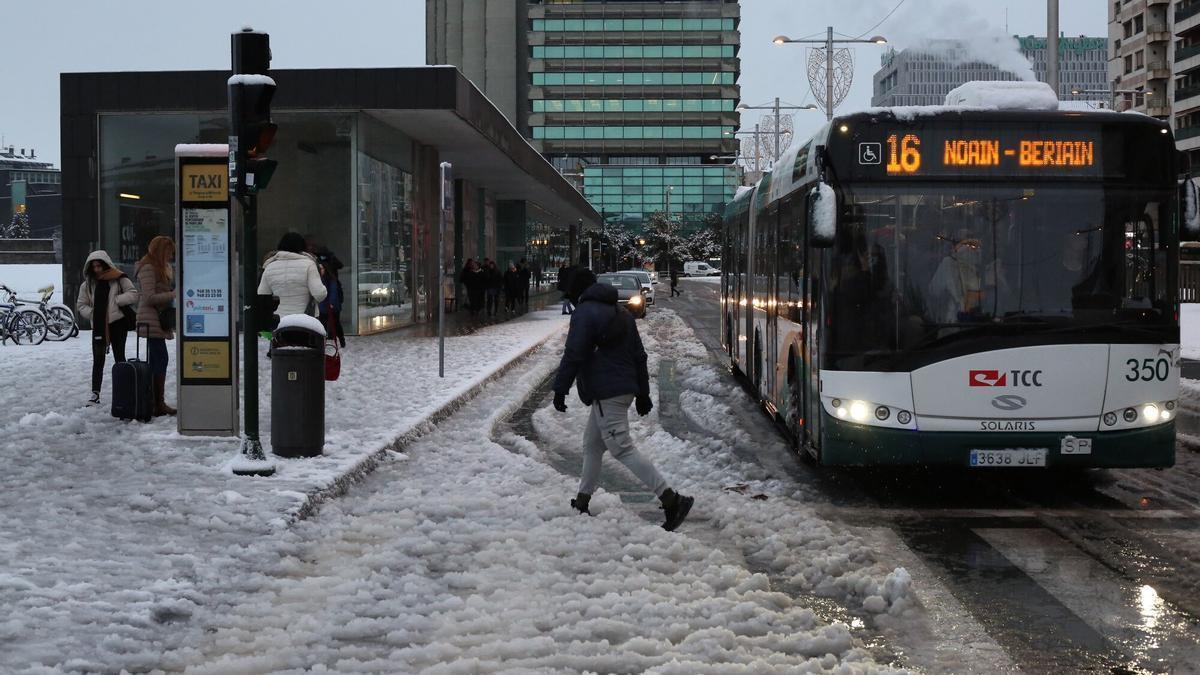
{"left": 813, "top": 182, "right": 837, "bottom": 239}
{"left": 0, "top": 311, "right": 568, "bottom": 671}
{"left": 147, "top": 338, "right": 907, "bottom": 673}
{"left": 944, "top": 81, "right": 1058, "bottom": 111}
{"left": 276, "top": 312, "right": 326, "bottom": 336}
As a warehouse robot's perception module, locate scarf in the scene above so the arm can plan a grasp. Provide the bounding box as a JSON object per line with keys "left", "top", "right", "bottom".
{"left": 91, "top": 268, "right": 124, "bottom": 345}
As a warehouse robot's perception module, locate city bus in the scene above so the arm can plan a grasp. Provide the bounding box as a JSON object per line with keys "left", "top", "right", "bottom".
{"left": 721, "top": 105, "right": 1182, "bottom": 467}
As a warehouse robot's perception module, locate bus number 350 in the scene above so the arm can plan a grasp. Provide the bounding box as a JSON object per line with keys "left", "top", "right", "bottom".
{"left": 1125, "top": 357, "right": 1171, "bottom": 382}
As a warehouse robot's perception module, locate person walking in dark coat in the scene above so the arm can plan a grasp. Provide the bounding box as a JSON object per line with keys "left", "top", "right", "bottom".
{"left": 317, "top": 251, "right": 346, "bottom": 348}
{"left": 557, "top": 263, "right": 576, "bottom": 315}
{"left": 461, "top": 259, "right": 486, "bottom": 317}
{"left": 503, "top": 262, "right": 524, "bottom": 313}
{"left": 669, "top": 268, "right": 682, "bottom": 297}
{"left": 483, "top": 259, "right": 503, "bottom": 317}
{"left": 518, "top": 258, "right": 532, "bottom": 305}
{"left": 551, "top": 269, "right": 694, "bottom": 531}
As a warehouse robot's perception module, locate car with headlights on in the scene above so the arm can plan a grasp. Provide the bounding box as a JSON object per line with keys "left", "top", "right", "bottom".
{"left": 618, "top": 270, "right": 656, "bottom": 305}
{"left": 597, "top": 273, "right": 647, "bottom": 318}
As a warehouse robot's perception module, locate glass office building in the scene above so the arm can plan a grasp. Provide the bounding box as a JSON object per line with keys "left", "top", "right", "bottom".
{"left": 528, "top": 0, "right": 742, "bottom": 231}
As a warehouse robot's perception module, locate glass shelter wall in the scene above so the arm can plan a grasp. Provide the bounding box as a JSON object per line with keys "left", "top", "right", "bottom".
{"left": 98, "top": 111, "right": 352, "bottom": 331}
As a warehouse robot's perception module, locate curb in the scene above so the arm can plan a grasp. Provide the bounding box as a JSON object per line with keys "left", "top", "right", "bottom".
{"left": 286, "top": 328, "right": 563, "bottom": 524}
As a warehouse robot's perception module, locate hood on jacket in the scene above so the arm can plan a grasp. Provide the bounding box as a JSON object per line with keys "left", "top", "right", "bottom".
{"left": 264, "top": 250, "right": 315, "bottom": 266}
{"left": 578, "top": 282, "right": 618, "bottom": 306}
{"left": 82, "top": 250, "right": 117, "bottom": 277}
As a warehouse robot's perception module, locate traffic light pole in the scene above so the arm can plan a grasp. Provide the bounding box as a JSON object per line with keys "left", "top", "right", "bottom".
{"left": 236, "top": 193, "right": 270, "bottom": 470}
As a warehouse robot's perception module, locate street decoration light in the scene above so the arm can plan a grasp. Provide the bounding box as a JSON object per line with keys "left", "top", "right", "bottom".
{"left": 735, "top": 99, "right": 818, "bottom": 162}
{"left": 774, "top": 29, "right": 888, "bottom": 120}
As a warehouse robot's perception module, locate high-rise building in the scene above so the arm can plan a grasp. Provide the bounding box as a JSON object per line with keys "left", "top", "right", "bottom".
{"left": 427, "top": 0, "right": 530, "bottom": 134}
{"left": 1174, "top": 1, "right": 1200, "bottom": 163}
{"left": 428, "top": 0, "right": 742, "bottom": 233}
{"left": 528, "top": 0, "right": 741, "bottom": 231}
{"left": 872, "top": 37, "right": 1108, "bottom": 108}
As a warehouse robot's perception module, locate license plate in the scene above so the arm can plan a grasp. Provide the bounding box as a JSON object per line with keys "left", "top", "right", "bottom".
{"left": 969, "top": 449, "right": 1047, "bottom": 467}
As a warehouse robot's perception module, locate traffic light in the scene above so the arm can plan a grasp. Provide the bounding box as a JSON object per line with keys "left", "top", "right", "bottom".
{"left": 229, "top": 29, "right": 277, "bottom": 197}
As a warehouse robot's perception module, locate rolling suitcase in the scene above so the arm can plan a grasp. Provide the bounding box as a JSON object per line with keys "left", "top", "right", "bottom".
{"left": 112, "top": 323, "right": 154, "bottom": 423}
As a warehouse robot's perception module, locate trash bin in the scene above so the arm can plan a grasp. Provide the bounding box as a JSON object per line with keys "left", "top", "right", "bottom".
{"left": 271, "top": 314, "right": 326, "bottom": 458}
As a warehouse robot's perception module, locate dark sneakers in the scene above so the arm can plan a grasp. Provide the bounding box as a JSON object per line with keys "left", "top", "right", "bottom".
{"left": 660, "top": 489, "right": 694, "bottom": 532}
{"left": 570, "top": 493, "right": 592, "bottom": 515}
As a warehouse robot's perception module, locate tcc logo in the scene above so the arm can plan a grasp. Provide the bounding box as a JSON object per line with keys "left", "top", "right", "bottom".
{"left": 969, "top": 370, "right": 1006, "bottom": 387}
{"left": 969, "top": 369, "right": 1044, "bottom": 387}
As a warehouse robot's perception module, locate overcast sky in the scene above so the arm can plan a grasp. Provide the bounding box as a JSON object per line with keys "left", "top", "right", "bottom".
{"left": 0, "top": 0, "right": 1104, "bottom": 167}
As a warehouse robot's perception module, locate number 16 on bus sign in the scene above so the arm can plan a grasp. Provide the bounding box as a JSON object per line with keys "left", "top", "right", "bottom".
{"left": 887, "top": 134, "right": 922, "bottom": 174}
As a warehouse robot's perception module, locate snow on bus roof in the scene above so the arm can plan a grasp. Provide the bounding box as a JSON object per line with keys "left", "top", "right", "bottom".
{"left": 943, "top": 81, "right": 1059, "bottom": 111}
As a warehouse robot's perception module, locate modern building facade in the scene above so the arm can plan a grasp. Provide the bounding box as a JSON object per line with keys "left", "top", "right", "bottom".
{"left": 1, "top": 147, "right": 61, "bottom": 241}
{"left": 1174, "top": 0, "right": 1200, "bottom": 162}
{"left": 872, "top": 36, "right": 1108, "bottom": 107}
{"left": 528, "top": 0, "right": 741, "bottom": 231}
{"left": 60, "top": 67, "right": 596, "bottom": 335}
{"left": 427, "top": 0, "right": 743, "bottom": 234}
{"left": 426, "top": 0, "right": 530, "bottom": 134}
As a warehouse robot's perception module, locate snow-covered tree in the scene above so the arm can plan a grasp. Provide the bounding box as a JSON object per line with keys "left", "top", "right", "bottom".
{"left": 3, "top": 211, "right": 30, "bottom": 239}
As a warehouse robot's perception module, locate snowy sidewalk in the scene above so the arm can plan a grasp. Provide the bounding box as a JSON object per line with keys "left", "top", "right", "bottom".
{"left": 0, "top": 310, "right": 566, "bottom": 671}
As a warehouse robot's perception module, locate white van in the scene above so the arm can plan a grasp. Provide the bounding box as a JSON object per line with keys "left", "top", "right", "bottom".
{"left": 683, "top": 261, "right": 720, "bottom": 277}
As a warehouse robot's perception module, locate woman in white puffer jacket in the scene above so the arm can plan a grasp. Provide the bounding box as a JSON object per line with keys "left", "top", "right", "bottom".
{"left": 257, "top": 232, "right": 327, "bottom": 318}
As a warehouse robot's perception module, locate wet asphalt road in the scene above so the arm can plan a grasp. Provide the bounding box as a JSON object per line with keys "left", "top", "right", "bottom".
{"left": 655, "top": 278, "right": 1200, "bottom": 675}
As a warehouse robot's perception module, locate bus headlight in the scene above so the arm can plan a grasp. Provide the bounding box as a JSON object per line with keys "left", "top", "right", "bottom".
{"left": 849, "top": 400, "right": 869, "bottom": 422}
{"left": 1141, "top": 404, "right": 1159, "bottom": 423}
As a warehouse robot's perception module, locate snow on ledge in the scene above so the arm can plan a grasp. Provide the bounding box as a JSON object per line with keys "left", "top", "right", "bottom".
{"left": 944, "top": 81, "right": 1058, "bottom": 111}
{"left": 228, "top": 73, "right": 276, "bottom": 87}
{"left": 175, "top": 143, "right": 228, "bottom": 157}
{"left": 276, "top": 313, "right": 326, "bottom": 336}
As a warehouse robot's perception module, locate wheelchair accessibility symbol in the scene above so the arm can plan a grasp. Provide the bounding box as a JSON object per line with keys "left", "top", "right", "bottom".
{"left": 859, "top": 142, "right": 882, "bottom": 165}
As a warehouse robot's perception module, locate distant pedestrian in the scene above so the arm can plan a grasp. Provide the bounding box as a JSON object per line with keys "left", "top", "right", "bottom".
{"left": 257, "top": 232, "right": 327, "bottom": 319}
{"left": 483, "top": 259, "right": 503, "bottom": 317}
{"left": 669, "top": 268, "right": 682, "bottom": 297}
{"left": 135, "top": 236, "right": 177, "bottom": 416}
{"left": 77, "top": 250, "right": 139, "bottom": 406}
{"left": 557, "top": 263, "right": 576, "bottom": 315}
{"left": 317, "top": 249, "right": 346, "bottom": 348}
{"left": 504, "top": 262, "right": 524, "bottom": 313}
{"left": 461, "top": 259, "right": 486, "bottom": 317}
{"left": 518, "top": 258, "right": 532, "bottom": 305}
{"left": 552, "top": 269, "right": 694, "bottom": 531}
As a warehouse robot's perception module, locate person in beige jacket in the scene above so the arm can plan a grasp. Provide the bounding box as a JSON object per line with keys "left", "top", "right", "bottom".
{"left": 77, "top": 250, "right": 139, "bottom": 406}
{"left": 136, "top": 236, "right": 177, "bottom": 416}
{"left": 257, "top": 232, "right": 327, "bottom": 319}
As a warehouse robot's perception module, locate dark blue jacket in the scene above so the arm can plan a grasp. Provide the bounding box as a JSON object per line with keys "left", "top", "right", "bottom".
{"left": 553, "top": 282, "right": 650, "bottom": 404}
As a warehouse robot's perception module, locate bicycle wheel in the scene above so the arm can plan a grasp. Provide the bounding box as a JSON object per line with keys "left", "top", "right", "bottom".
{"left": 10, "top": 310, "right": 47, "bottom": 345}
{"left": 45, "top": 306, "right": 77, "bottom": 341}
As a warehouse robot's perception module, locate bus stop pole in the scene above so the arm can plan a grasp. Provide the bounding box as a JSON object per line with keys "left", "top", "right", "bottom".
{"left": 439, "top": 162, "right": 451, "bottom": 378}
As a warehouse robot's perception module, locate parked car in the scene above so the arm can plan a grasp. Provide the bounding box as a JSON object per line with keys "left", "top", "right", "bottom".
{"left": 618, "top": 270, "right": 655, "bottom": 304}
{"left": 597, "top": 273, "right": 647, "bottom": 318}
{"left": 683, "top": 260, "right": 720, "bottom": 277}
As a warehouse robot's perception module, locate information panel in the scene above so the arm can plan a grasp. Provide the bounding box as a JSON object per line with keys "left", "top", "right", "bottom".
{"left": 175, "top": 145, "right": 237, "bottom": 437}
{"left": 181, "top": 208, "right": 230, "bottom": 339}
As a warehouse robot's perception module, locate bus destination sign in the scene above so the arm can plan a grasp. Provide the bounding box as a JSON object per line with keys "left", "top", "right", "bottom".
{"left": 859, "top": 128, "right": 1106, "bottom": 178}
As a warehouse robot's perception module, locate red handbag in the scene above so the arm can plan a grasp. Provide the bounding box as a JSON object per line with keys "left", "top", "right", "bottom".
{"left": 324, "top": 308, "right": 341, "bottom": 381}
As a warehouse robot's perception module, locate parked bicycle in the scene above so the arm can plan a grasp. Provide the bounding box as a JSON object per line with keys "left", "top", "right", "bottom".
{"left": 0, "top": 285, "right": 48, "bottom": 345}
{"left": 15, "top": 284, "right": 78, "bottom": 341}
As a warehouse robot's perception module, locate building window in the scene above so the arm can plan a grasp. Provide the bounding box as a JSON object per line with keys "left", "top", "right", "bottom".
{"left": 532, "top": 45, "right": 736, "bottom": 59}
{"left": 532, "top": 72, "right": 736, "bottom": 86}
{"left": 532, "top": 18, "right": 736, "bottom": 32}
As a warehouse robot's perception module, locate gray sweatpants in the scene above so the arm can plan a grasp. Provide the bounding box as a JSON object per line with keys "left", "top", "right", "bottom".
{"left": 579, "top": 394, "right": 667, "bottom": 497}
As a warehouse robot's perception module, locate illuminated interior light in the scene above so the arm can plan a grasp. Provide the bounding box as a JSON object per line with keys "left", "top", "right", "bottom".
{"left": 119, "top": 193, "right": 142, "bottom": 200}
{"left": 838, "top": 124, "right": 849, "bottom": 133}
{"left": 849, "top": 400, "right": 868, "bottom": 422}
{"left": 1141, "top": 404, "right": 1159, "bottom": 423}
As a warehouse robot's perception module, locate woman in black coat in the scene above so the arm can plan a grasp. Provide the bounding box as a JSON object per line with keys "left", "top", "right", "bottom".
{"left": 461, "top": 259, "right": 486, "bottom": 317}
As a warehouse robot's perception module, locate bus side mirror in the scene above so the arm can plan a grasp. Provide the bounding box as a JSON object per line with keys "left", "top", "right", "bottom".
{"left": 1182, "top": 178, "right": 1200, "bottom": 241}
{"left": 808, "top": 182, "right": 836, "bottom": 248}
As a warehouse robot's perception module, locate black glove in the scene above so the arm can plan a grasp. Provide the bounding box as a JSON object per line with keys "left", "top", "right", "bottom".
{"left": 553, "top": 391, "right": 568, "bottom": 413}
{"left": 635, "top": 394, "right": 653, "bottom": 417}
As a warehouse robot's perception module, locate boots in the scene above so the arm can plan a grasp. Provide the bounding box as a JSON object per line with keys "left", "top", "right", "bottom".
{"left": 660, "top": 488, "right": 694, "bottom": 532}
{"left": 570, "top": 493, "right": 592, "bottom": 515}
{"left": 153, "top": 374, "right": 176, "bottom": 417}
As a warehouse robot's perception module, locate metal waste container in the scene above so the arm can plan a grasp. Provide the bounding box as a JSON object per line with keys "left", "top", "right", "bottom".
{"left": 271, "top": 316, "right": 326, "bottom": 458}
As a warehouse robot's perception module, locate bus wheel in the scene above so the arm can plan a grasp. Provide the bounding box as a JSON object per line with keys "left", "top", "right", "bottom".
{"left": 784, "top": 356, "right": 802, "bottom": 453}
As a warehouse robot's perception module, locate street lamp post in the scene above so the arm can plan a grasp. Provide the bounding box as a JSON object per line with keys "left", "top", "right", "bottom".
{"left": 735, "top": 99, "right": 818, "bottom": 162}
{"left": 1070, "top": 86, "right": 1151, "bottom": 110}
{"left": 774, "top": 30, "right": 888, "bottom": 120}
{"left": 664, "top": 185, "right": 674, "bottom": 273}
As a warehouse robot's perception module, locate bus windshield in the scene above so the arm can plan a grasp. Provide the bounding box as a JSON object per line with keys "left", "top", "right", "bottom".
{"left": 826, "top": 184, "right": 1176, "bottom": 371}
